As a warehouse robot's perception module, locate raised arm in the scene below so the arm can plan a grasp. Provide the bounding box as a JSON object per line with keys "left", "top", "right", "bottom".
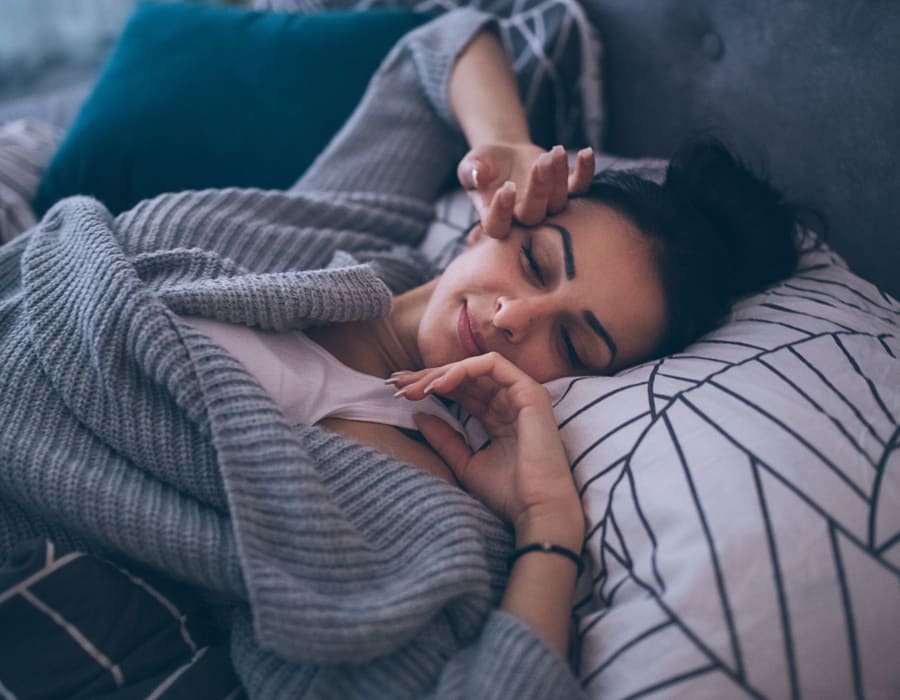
{"left": 449, "top": 29, "right": 595, "bottom": 236}
{"left": 292, "top": 9, "right": 593, "bottom": 230}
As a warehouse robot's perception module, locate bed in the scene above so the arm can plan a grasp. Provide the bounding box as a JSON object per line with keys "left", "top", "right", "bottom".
{"left": 1, "top": 0, "right": 898, "bottom": 698}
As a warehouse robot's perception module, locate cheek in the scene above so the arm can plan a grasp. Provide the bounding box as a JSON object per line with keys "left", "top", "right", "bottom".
{"left": 518, "top": 345, "right": 567, "bottom": 383}
{"left": 416, "top": 287, "right": 457, "bottom": 367}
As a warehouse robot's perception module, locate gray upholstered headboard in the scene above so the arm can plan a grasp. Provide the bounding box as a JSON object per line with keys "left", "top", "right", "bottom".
{"left": 580, "top": 0, "right": 900, "bottom": 299}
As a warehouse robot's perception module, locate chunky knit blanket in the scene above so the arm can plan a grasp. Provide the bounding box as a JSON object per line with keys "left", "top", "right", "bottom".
{"left": 0, "top": 9, "right": 591, "bottom": 699}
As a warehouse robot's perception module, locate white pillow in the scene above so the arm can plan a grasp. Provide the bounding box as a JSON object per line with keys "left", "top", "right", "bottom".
{"left": 426, "top": 183, "right": 900, "bottom": 698}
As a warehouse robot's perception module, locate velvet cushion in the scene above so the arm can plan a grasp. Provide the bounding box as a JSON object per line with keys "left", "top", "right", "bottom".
{"left": 32, "top": 2, "right": 426, "bottom": 216}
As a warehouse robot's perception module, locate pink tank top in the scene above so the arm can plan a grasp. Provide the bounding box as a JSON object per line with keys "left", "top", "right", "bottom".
{"left": 181, "top": 316, "right": 466, "bottom": 438}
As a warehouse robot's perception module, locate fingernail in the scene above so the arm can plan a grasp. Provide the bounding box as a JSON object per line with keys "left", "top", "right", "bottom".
{"left": 393, "top": 388, "right": 408, "bottom": 398}
{"left": 552, "top": 144, "right": 565, "bottom": 155}
{"left": 423, "top": 379, "right": 440, "bottom": 395}
{"left": 579, "top": 146, "right": 593, "bottom": 157}
{"left": 390, "top": 370, "right": 411, "bottom": 378}
{"left": 503, "top": 180, "right": 516, "bottom": 192}
{"left": 471, "top": 167, "right": 480, "bottom": 187}
{"left": 384, "top": 377, "right": 398, "bottom": 386}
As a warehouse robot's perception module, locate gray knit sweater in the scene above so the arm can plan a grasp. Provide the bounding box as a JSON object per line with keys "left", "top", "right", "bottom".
{"left": 0, "top": 10, "right": 587, "bottom": 699}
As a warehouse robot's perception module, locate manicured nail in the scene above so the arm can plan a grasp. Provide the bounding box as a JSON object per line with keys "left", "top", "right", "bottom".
{"left": 390, "top": 370, "right": 411, "bottom": 378}
{"left": 579, "top": 146, "right": 593, "bottom": 157}
{"left": 552, "top": 144, "right": 565, "bottom": 155}
{"left": 423, "top": 379, "right": 440, "bottom": 395}
{"left": 471, "top": 167, "right": 480, "bottom": 187}
{"left": 393, "top": 388, "right": 408, "bottom": 398}
{"left": 384, "top": 377, "right": 398, "bottom": 386}
{"left": 503, "top": 180, "right": 516, "bottom": 192}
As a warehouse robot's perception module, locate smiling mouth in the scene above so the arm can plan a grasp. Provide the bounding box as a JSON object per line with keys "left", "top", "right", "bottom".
{"left": 458, "top": 303, "right": 487, "bottom": 357}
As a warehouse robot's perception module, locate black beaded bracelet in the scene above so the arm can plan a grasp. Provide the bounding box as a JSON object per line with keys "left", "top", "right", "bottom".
{"left": 508, "top": 542, "right": 584, "bottom": 577}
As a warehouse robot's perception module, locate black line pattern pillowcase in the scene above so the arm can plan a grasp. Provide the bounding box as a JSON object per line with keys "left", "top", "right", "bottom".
{"left": 423, "top": 185, "right": 900, "bottom": 698}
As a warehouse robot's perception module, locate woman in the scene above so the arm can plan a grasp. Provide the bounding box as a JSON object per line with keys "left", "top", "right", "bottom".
{"left": 270, "top": 5, "right": 797, "bottom": 665}
{"left": 0, "top": 7, "right": 797, "bottom": 698}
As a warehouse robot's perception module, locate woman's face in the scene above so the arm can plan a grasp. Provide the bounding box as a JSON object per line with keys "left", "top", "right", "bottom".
{"left": 417, "top": 200, "right": 667, "bottom": 382}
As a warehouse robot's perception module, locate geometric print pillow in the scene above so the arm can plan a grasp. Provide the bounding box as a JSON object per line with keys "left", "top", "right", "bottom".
{"left": 424, "top": 189, "right": 900, "bottom": 698}
{"left": 550, "top": 231, "right": 900, "bottom": 698}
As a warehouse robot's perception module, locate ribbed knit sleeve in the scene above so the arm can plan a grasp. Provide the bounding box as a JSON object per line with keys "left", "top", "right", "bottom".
{"left": 292, "top": 9, "right": 494, "bottom": 205}
{"left": 430, "top": 612, "right": 588, "bottom": 700}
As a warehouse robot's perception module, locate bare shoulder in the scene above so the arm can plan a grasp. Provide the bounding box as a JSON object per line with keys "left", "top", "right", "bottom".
{"left": 317, "top": 417, "right": 458, "bottom": 486}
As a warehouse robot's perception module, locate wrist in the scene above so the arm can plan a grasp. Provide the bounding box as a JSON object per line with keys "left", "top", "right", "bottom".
{"left": 463, "top": 128, "right": 533, "bottom": 152}
{"left": 508, "top": 542, "right": 584, "bottom": 577}
{"left": 514, "top": 504, "right": 585, "bottom": 553}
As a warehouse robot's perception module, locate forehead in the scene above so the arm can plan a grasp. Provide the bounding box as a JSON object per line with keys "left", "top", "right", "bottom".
{"left": 546, "top": 199, "right": 660, "bottom": 278}
{"left": 550, "top": 199, "right": 650, "bottom": 257}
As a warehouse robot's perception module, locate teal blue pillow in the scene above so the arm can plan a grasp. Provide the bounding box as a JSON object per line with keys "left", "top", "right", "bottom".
{"left": 33, "top": 2, "right": 427, "bottom": 216}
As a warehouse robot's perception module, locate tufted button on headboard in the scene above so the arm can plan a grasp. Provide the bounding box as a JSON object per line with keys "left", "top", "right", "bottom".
{"left": 582, "top": 0, "right": 900, "bottom": 298}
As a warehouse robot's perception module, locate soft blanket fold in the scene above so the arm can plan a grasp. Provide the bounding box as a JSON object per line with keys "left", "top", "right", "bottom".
{"left": 1, "top": 8, "right": 594, "bottom": 698}
{"left": 15, "top": 193, "right": 506, "bottom": 665}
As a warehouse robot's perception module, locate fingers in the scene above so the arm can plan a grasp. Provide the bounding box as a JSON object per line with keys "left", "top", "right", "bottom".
{"left": 390, "top": 354, "right": 548, "bottom": 410}
{"left": 457, "top": 154, "right": 493, "bottom": 193}
{"left": 459, "top": 144, "right": 594, "bottom": 234}
{"left": 546, "top": 145, "right": 569, "bottom": 215}
{"left": 568, "top": 147, "right": 594, "bottom": 194}
{"left": 481, "top": 181, "right": 516, "bottom": 239}
{"left": 413, "top": 413, "right": 472, "bottom": 476}
{"left": 517, "top": 145, "right": 592, "bottom": 223}
{"left": 516, "top": 150, "right": 555, "bottom": 225}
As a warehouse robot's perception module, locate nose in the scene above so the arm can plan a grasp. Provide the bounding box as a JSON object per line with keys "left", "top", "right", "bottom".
{"left": 493, "top": 295, "right": 554, "bottom": 343}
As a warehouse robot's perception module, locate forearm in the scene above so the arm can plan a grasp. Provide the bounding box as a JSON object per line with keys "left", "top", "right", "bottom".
{"left": 449, "top": 29, "right": 532, "bottom": 148}
{"left": 501, "top": 511, "right": 584, "bottom": 659}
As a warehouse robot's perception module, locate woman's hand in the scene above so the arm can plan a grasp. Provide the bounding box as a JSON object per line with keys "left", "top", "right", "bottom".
{"left": 457, "top": 143, "right": 595, "bottom": 239}
{"left": 390, "top": 353, "right": 584, "bottom": 545}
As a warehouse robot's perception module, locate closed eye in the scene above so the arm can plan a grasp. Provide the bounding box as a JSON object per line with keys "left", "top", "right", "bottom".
{"left": 562, "top": 328, "right": 583, "bottom": 369}
{"left": 520, "top": 243, "right": 545, "bottom": 285}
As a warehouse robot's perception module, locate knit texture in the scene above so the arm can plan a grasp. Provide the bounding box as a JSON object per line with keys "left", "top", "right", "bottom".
{"left": 0, "top": 10, "right": 588, "bottom": 699}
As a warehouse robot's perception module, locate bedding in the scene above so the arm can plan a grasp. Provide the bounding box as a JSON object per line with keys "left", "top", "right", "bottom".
{"left": 2, "top": 2, "right": 898, "bottom": 699}
{"left": 0, "top": 539, "right": 240, "bottom": 698}
{"left": 543, "top": 230, "right": 899, "bottom": 698}
{"left": 428, "top": 187, "right": 900, "bottom": 697}
{"left": 0, "top": 9, "right": 592, "bottom": 700}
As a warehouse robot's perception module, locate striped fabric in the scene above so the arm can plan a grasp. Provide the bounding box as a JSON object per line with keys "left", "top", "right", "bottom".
{"left": 0, "top": 119, "right": 60, "bottom": 243}
{"left": 0, "top": 539, "right": 242, "bottom": 699}
{"left": 562, "top": 233, "right": 900, "bottom": 698}
{"left": 428, "top": 179, "right": 900, "bottom": 696}
{"left": 427, "top": 198, "right": 900, "bottom": 696}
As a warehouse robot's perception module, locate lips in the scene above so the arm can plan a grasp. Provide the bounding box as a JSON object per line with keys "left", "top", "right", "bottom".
{"left": 458, "top": 303, "right": 488, "bottom": 357}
